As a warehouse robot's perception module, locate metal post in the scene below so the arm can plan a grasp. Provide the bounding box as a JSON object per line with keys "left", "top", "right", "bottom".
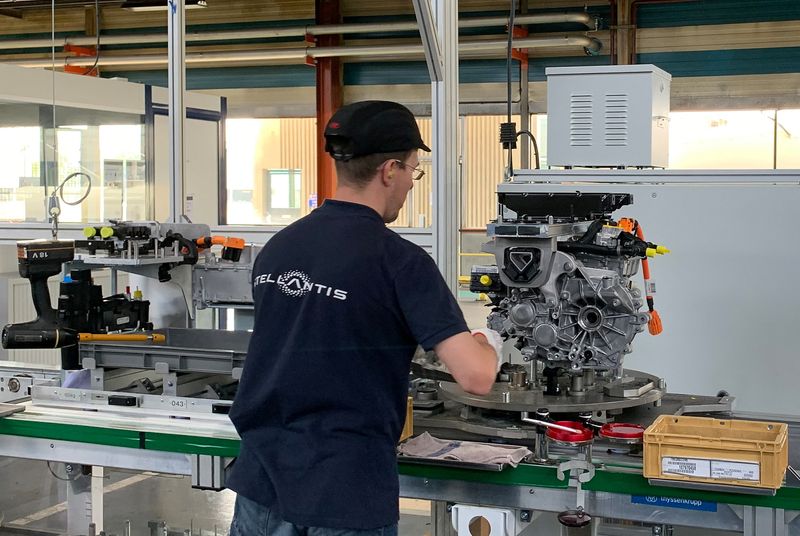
{"left": 430, "top": 0, "right": 460, "bottom": 293}
{"left": 91, "top": 466, "right": 104, "bottom": 533}
{"left": 315, "top": 0, "right": 342, "bottom": 205}
{"left": 519, "top": 60, "right": 530, "bottom": 169}
{"left": 167, "top": 0, "right": 186, "bottom": 223}
{"left": 431, "top": 501, "right": 456, "bottom": 536}
{"left": 519, "top": 0, "right": 530, "bottom": 169}
{"left": 743, "top": 506, "right": 787, "bottom": 536}
{"left": 66, "top": 464, "right": 92, "bottom": 536}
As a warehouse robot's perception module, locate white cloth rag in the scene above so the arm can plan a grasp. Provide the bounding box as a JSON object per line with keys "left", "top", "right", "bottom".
{"left": 398, "top": 432, "right": 531, "bottom": 468}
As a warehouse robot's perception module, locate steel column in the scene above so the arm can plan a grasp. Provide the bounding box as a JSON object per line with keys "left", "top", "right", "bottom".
{"left": 519, "top": 1, "right": 530, "bottom": 169}
{"left": 66, "top": 465, "right": 92, "bottom": 536}
{"left": 315, "top": 0, "right": 342, "bottom": 205}
{"left": 167, "top": 0, "right": 186, "bottom": 222}
{"left": 427, "top": 0, "right": 460, "bottom": 292}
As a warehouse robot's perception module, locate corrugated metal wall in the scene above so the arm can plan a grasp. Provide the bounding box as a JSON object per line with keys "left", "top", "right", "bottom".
{"left": 277, "top": 118, "right": 318, "bottom": 220}
{"left": 247, "top": 116, "right": 531, "bottom": 230}
{"left": 392, "top": 119, "right": 433, "bottom": 229}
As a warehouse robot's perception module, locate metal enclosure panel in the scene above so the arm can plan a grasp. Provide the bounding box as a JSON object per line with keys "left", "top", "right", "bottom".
{"left": 546, "top": 65, "right": 671, "bottom": 167}
{"left": 503, "top": 171, "right": 800, "bottom": 415}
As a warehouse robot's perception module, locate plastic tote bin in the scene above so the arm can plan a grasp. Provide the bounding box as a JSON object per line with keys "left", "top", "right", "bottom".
{"left": 643, "top": 415, "right": 788, "bottom": 490}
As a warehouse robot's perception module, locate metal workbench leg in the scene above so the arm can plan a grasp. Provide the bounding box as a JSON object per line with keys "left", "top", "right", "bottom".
{"left": 91, "top": 466, "right": 104, "bottom": 533}
{"left": 66, "top": 464, "right": 92, "bottom": 536}
{"left": 431, "top": 501, "right": 456, "bottom": 536}
{"left": 743, "top": 506, "right": 787, "bottom": 536}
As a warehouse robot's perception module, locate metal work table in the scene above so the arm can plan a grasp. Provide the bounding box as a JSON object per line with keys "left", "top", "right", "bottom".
{"left": 0, "top": 404, "right": 798, "bottom": 535}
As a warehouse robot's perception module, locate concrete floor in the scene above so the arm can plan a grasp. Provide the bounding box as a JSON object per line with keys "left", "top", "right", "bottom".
{"left": 0, "top": 458, "right": 433, "bottom": 536}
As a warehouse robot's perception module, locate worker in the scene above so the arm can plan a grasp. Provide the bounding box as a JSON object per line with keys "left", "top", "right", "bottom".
{"left": 227, "top": 100, "right": 502, "bottom": 535}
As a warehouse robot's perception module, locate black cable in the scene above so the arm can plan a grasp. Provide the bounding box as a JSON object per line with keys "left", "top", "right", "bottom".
{"left": 506, "top": 0, "right": 515, "bottom": 127}
{"left": 85, "top": 0, "right": 101, "bottom": 76}
{"left": 56, "top": 171, "right": 92, "bottom": 205}
{"left": 47, "top": 461, "right": 71, "bottom": 482}
{"left": 516, "top": 130, "right": 540, "bottom": 169}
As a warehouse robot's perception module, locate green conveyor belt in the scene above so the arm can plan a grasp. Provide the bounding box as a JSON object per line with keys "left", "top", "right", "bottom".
{"left": 2, "top": 413, "right": 799, "bottom": 510}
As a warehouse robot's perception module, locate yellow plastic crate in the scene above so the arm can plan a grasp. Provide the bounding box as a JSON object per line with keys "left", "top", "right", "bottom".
{"left": 643, "top": 415, "right": 788, "bottom": 490}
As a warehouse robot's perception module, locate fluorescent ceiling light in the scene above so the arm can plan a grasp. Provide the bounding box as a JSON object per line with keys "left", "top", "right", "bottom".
{"left": 122, "top": 0, "right": 207, "bottom": 12}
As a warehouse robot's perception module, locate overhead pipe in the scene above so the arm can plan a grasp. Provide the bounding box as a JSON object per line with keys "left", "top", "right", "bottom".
{"left": 8, "top": 35, "right": 603, "bottom": 68}
{"left": 0, "top": 12, "right": 597, "bottom": 50}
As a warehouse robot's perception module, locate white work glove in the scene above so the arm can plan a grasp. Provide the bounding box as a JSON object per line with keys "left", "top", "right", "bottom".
{"left": 471, "top": 328, "right": 504, "bottom": 372}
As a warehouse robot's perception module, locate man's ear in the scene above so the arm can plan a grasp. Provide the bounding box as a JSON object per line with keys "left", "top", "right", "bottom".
{"left": 380, "top": 160, "right": 395, "bottom": 186}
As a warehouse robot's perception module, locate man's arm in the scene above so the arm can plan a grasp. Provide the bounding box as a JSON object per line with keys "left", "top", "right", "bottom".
{"left": 434, "top": 331, "right": 499, "bottom": 395}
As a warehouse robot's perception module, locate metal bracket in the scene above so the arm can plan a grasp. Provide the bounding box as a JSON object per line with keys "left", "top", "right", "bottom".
{"left": 82, "top": 359, "right": 105, "bottom": 391}
{"left": 190, "top": 455, "right": 232, "bottom": 491}
{"left": 557, "top": 459, "right": 596, "bottom": 511}
{"left": 155, "top": 362, "right": 177, "bottom": 397}
{"left": 451, "top": 505, "right": 530, "bottom": 536}
{"left": 557, "top": 460, "right": 595, "bottom": 483}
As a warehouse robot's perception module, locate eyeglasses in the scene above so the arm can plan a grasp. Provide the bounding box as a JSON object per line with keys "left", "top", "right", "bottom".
{"left": 394, "top": 160, "right": 426, "bottom": 181}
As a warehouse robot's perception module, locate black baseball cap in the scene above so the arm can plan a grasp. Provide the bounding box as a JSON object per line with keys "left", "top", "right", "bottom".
{"left": 324, "top": 100, "right": 431, "bottom": 161}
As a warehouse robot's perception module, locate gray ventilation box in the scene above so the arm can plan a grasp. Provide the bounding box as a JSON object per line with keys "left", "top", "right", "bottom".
{"left": 545, "top": 64, "right": 671, "bottom": 168}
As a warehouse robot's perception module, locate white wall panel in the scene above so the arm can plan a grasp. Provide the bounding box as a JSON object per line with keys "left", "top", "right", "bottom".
{"left": 510, "top": 171, "right": 800, "bottom": 415}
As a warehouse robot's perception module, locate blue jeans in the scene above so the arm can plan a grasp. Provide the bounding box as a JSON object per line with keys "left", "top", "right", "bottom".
{"left": 229, "top": 494, "right": 399, "bottom": 536}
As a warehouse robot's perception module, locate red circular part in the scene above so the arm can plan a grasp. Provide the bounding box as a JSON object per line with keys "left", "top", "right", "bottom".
{"left": 546, "top": 421, "right": 594, "bottom": 443}
{"left": 599, "top": 422, "right": 645, "bottom": 440}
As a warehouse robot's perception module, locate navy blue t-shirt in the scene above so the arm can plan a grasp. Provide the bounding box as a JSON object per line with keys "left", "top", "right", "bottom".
{"left": 227, "top": 199, "right": 468, "bottom": 529}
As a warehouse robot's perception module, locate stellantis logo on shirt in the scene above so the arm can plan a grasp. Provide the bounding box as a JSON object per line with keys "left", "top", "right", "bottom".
{"left": 253, "top": 269, "right": 348, "bottom": 301}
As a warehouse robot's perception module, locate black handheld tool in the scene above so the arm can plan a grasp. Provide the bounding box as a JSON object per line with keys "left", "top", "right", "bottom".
{"left": 1, "top": 240, "right": 80, "bottom": 367}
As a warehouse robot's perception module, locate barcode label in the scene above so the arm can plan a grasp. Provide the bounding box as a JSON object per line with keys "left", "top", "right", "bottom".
{"left": 662, "top": 457, "right": 710, "bottom": 477}
{"left": 646, "top": 281, "right": 657, "bottom": 295}
{"left": 662, "top": 457, "right": 760, "bottom": 482}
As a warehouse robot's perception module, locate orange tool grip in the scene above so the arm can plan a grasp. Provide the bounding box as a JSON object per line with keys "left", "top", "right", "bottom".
{"left": 79, "top": 333, "right": 166, "bottom": 343}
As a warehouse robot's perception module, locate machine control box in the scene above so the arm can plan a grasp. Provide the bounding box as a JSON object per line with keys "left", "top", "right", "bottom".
{"left": 546, "top": 64, "right": 671, "bottom": 168}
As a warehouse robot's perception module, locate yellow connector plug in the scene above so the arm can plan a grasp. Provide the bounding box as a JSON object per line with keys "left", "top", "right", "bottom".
{"left": 656, "top": 245, "right": 670, "bottom": 255}
{"left": 479, "top": 275, "right": 492, "bottom": 286}
{"left": 645, "top": 248, "right": 657, "bottom": 258}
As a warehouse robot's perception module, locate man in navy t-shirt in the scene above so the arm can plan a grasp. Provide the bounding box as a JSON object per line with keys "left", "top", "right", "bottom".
{"left": 227, "top": 100, "right": 500, "bottom": 535}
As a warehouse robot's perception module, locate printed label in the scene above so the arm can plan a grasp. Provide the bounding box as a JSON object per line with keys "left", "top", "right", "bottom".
{"left": 632, "top": 495, "right": 717, "bottom": 512}
{"left": 662, "top": 457, "right": 711, "bottom": 478}
{"left": 711, "top": 460, "right": 760, "bottom": 481}
{"left": 116, "top": 316, "right": 130, "bottom": 325}
{"left": 662, "top": 456, "right": 761, "bottom": 482}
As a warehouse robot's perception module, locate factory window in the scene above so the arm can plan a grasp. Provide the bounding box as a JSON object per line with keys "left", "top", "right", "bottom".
{"left": 0, "top": 103, "right": 145, "bottom": 223}
{"left": 0, "top": 125, "right": 41, "bottom": 222}
{"left": 224, "top": 117, "right": 434, "bottom": 228}
{"left": 225, "top": 118, "right": 316, "bottom": 225}
{"left": 775, "top": 109, "right": 800, "bottom": 168}
{"left": 667, "top": 109, "right": 800, "bottom": 169}
{"left": 264, "top": 169, "right": 302, "bottom": 223}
